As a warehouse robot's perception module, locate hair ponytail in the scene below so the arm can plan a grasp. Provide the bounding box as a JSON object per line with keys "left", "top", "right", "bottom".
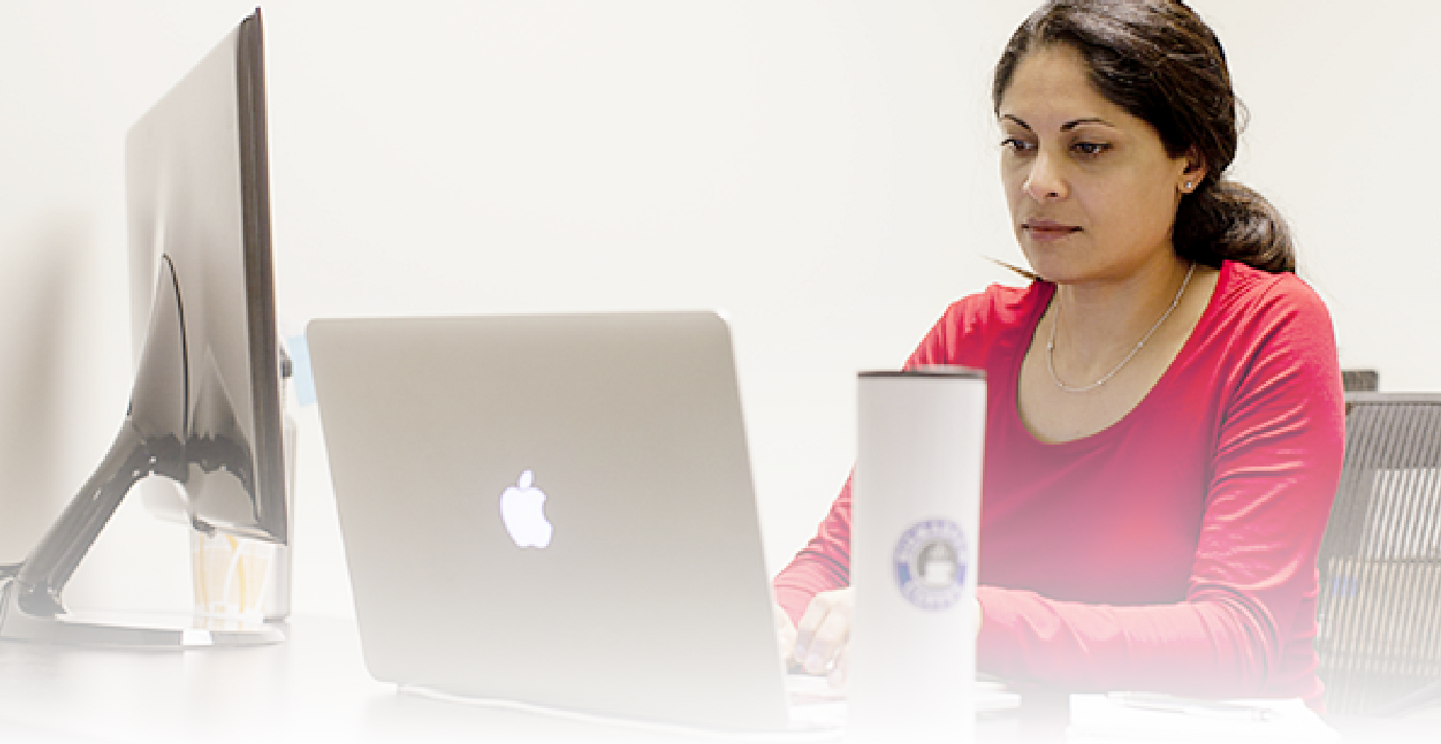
{"left": 1176, "top": 179, "right": 1294, "bottom": 273}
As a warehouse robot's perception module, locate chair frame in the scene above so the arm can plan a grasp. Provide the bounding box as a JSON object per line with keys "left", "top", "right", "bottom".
{"left": 1316, "top": 392, "right": 1441, "bottom": 716}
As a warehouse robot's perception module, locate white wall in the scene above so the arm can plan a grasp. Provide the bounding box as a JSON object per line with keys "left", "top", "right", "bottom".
{"left": 0, "top": 1, "right": 1434, "bottom": 620}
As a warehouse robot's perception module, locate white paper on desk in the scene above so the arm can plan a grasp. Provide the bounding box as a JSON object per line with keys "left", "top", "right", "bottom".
{"left": 1069, "top": 694, "right": 1341, "bottom": 742}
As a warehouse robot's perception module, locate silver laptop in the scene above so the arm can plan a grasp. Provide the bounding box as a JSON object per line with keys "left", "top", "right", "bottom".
{"left": 308, "top": 311, "right": 810, "bottom": 733}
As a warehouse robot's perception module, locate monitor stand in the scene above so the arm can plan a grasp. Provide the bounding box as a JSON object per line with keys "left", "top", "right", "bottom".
{"left": 0, "top": 259, "right": 285, "bottom": 649}
{"left": 0, "top": 421, "right": 286, "bottom": 648}
{"left": 0, "top": 582, "right": 285, "bottom": 648}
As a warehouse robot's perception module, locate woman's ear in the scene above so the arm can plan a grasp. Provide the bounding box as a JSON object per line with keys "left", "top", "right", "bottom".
{"left": 1180, "top": 147, "right": 1208, "bottom": 193}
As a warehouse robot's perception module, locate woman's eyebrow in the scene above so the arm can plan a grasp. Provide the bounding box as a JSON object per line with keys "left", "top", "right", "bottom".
{"left": 999, "top": 114, "right": 1116, "bottom": 132}
{"left": 1061, "top": 117, "right": 1114, "bottom": 131}
{"left": 1000, "top": 114, "right": 1032, "bottom": 131}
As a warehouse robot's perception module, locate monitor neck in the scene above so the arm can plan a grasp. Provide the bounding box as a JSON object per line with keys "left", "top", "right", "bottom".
{"left": 9, "top": 258, "right": 188, "bottom": 617}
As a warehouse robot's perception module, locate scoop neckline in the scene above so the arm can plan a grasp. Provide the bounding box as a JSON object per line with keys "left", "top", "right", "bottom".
{"left": 1009, "top": 261, "right": 1230, "bottom": 449}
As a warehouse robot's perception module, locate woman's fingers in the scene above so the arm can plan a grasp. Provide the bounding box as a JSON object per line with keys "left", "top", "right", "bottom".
{"left": 793, "top": 587, "right": 854, "bottom": 677}
{"left": 773, "top": 602, "right": 798, "bottom": 668}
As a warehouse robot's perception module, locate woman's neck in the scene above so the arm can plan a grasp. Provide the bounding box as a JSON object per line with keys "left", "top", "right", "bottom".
{"left": 1049, "top": 256, "right": 1195, "bottom": 379}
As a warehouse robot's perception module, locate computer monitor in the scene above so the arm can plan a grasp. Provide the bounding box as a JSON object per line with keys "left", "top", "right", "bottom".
{"left": 0, "top": 9, "right": 287, "bottom": 647}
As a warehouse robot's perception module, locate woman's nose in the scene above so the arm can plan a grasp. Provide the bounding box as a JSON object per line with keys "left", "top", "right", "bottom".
{"left": 1023, "top": 151, "right": 1067, "bottom": 201}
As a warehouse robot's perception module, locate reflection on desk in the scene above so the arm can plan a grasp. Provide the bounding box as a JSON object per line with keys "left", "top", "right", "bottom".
{"left": 0, "top": 614, "right": 1386, "bottom": 744}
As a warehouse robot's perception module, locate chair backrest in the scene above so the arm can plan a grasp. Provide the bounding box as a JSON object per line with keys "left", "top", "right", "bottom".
{"left": 1342, "top": 369, "right": 1380, "bottom": 393}
{"left": 1316, "top": 393, "right": 1441, "bottom": 715}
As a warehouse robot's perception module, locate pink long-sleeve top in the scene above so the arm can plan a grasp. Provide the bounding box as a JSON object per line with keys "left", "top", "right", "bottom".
{"left": 773, "top": 260, "right": 1346, "bottom": 704}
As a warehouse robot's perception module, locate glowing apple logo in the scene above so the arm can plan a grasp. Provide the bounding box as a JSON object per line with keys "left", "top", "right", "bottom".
{"left": 499, "top": 470, "right": 553, "bottom": 548}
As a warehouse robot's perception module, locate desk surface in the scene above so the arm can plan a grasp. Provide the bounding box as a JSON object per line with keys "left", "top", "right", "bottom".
{"left": 0, "top": 614, "right": 1434, "bottom": 744}
{"left": 0, "top": 615, "right": 833, "bottom": 744}
{"left": 0, "top": 615, "right": 386, "bottom": 744}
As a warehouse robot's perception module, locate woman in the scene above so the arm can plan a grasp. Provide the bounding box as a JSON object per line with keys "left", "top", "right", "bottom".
{"left": 772, "top": 0, "right": 1344, "bottom": 708}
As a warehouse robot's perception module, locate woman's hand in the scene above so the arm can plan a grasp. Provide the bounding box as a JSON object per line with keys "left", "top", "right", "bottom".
{"left": 793, "top": 587, "right": 854, "bottom": 688}
{"left": 782, "top": 588, "right": 977, "bottom": 688}
{"left": 774, "top": 602, "right": 798, "bottom": 670}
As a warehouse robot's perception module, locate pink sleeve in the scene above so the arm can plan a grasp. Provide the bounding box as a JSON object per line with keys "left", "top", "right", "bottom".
{"left": 772, "top": 476, "right": 853, "bottom": 625}
{"left": 976, "top": 279, "right": 1345, "bottom": 699}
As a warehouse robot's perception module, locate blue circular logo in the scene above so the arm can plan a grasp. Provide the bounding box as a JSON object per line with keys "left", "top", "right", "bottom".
{"left": 894, "top": 519, "right": 969, "bottom": 611}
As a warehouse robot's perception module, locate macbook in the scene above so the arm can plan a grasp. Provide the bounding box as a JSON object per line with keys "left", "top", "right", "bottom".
{"left": 308, "top": 311, "right": 823, "bottom": 734}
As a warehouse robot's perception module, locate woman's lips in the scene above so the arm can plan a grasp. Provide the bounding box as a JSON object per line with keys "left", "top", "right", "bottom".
{"left": 1023, "top": 220, "right": 1081, "bottom": 242}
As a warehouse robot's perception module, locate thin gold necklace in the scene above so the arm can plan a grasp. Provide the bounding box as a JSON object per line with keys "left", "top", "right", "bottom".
{"left": 1046, "top": 261, "right": 1195, "bottom": 393}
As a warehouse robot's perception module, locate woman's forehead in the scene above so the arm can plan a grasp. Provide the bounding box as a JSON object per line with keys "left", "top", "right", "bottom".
{"left": 998, "top": 46, "right": 1141, "bottom": 133}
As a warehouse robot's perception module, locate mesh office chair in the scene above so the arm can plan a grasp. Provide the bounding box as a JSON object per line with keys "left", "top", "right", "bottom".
{"left": 1316, "top": 392, "right": 1441, "bottom": 716}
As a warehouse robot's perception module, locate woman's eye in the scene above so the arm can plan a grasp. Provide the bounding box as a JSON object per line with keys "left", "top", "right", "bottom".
{"left": 1001, "top": 138, "right": 1034, "bottom": 153}
{"left": 1072, "top": 141, "right": 1110, "bottom": 157}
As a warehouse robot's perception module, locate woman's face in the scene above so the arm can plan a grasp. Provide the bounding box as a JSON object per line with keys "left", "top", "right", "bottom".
{"left": 997, "top": 44, "right": 1201, "bottom": 285}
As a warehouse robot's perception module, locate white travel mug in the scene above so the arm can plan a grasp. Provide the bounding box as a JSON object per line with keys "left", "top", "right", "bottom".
{"left": 848, "top": 367, "right": 985, "bottom": 743}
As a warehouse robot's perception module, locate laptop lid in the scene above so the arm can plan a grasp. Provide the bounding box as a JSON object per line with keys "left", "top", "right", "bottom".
{"left": 308, "top": 311, "right": 790, "bottom": 732}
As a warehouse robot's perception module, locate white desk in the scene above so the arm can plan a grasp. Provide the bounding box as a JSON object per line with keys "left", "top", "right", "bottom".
{"left": 0, "top": 614, "right": 1394, "bottom": 744}
{"left": 0, "top": 614, "right": 750, "bottom": 744}
{"left": 1, "top": 615, "right": 380, "bottom": 744}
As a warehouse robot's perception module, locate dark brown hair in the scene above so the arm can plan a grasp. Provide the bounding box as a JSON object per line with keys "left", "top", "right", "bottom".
{"left": 993, "top": 0, "right": 1293, "bottom": 273}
